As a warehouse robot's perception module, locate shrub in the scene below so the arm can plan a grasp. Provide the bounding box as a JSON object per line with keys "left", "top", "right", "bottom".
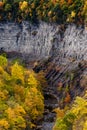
{"left": 0, "top": 55, "right": 7, "bottom": 67}
{"left": 4, "top": 3, "right": 12, "bottom": 11}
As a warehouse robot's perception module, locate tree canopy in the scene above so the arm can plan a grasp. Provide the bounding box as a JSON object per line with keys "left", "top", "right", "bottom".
{"left": 0, "top": 0, "right": 86, "bottom": 24}
{"left": 0, "top": 55, "right": 46, "bottom": 129}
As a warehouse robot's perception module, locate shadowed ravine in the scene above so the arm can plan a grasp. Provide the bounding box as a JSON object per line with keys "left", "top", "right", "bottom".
{"left": 0, "top": 22, "right": 87, "bottom": 130}
{"left": 33, "top": 59, "right": 87, "bottom": 130}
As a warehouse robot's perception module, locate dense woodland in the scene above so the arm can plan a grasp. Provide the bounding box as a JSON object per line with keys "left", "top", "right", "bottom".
{"left": 0, "top": 0, "right": 87, "bottom": 24}
{"left": 0, "top": 55, "right": 47, "bottom": 129}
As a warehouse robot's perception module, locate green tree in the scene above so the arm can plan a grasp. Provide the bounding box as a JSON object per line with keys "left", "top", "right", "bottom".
{"left": 0, "top": 55, "right": 7, "bottom": 67}
{"left": 53, "top": 91, "right": 87, "bottom": 130}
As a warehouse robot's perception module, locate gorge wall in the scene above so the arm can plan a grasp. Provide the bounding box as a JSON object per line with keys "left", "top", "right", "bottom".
{"left": 0, "top": 21, "right": 87, "bottom": 63}
{"left": 0, "top": 22, "right": 87, "bottom": 130}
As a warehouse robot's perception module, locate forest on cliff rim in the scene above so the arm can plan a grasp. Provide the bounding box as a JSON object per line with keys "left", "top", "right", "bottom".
{"left": 0, "top": 0, "right": 87, "bottom": 24}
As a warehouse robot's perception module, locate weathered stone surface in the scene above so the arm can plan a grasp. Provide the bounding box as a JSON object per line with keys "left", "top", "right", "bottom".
{"left": 0, "top": 22, "right": 87, "bottom": 62}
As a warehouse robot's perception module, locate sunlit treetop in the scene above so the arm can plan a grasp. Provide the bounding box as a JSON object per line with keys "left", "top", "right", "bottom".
{"left": 0, "top": 55, "right": 45, "bottom": 129}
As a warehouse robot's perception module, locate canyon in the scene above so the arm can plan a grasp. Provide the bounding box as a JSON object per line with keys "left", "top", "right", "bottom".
{"left": 0, "top": 21, "right": 87, "bottom": 130}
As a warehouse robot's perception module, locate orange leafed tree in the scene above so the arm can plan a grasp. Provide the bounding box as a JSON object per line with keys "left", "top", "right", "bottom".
{"left": 0, "top": 1, "right": 4, "bottom": 9}
{"left": 67, "top": 0, "right": 73, "bottom": 5}
{"left": 64, "top": 93, "right": 71, "bottom": 103}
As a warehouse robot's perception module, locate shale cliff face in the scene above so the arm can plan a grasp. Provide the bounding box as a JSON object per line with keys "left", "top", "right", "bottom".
{"left": 0, "top": 22, "right": 87, "bottom": 62}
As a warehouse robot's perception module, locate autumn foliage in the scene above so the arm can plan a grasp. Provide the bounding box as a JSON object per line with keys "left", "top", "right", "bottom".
{"left": 53, "top": 92, "right": 87, "bottom": 130}
{"left": 64, "top": 93, "right": 71, "bottom": 103}
{"left": 0, "top": 55, "right": 45, "bottom": 129}
{"left": 0, "top": 0, "right": 86, "bottom": 23}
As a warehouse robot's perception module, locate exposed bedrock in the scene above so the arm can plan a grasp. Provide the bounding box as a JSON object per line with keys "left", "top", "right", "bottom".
{"left": 0, "top": 21, "right": 87, "bottom": 62}
{"left": 0, "top": 21, "right": 87, "bottom": 130}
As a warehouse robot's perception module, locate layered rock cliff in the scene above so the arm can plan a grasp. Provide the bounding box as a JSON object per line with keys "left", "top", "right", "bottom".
{"left": 0, "top": 22, "right": 87, "bottom": 62}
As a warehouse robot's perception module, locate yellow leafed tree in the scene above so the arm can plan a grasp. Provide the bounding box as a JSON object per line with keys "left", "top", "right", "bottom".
{"left": 11, "top": 62, "right": 24, "bottom": 84}
{"left": 0, "top": 55, "right": 45, "bottom": 129}
{"left": 19, "top": 1, "right": 28, "bottom": 11}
